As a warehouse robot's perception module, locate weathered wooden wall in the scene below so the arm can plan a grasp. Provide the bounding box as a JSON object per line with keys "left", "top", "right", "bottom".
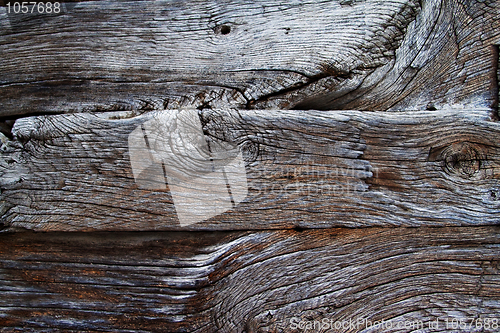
{"left": 1, "top": 0, "right": 500, "bottom": 331}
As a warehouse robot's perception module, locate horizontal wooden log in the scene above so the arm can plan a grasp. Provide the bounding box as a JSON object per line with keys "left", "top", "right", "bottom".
{"left": 1, "top": 108, "right": 499, "bottom": 231}
{"left": 0, "top": 0, "right": 498, "bottom": 117}
{"left": 0, "top": 227, "right": 499, "bottom": 332}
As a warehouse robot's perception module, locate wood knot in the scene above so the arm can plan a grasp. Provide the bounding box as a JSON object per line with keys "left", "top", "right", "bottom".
{"left": 429, "top": 142, "right": 487, "bottom": 179}
{"left": 240, "top": 141, "right": 259, "bottom": 162}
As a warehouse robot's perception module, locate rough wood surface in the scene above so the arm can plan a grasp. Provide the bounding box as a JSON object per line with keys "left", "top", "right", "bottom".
{"left": 1, "top": 1, "right": 499, "bottom": 331}
{"left": 0, "top": 0, "right": 498, "bottom": 117}
{"left": 0, "top": 227, "right": 499, "bottom": 332}
{"left": 1, "top": 108, "right": 499, "bottom": 231}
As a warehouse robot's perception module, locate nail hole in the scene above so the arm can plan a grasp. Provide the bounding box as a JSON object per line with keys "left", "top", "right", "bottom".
{"left": 491, "top": 191, "right": 499, "bottom": 200}
{"left": 220, "top": 25, "right": 231, "bottom": 35}
{"left": 426, "top": 103, "right": 437, "bottom": 111}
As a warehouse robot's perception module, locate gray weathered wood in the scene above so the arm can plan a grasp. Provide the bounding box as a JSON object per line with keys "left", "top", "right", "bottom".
{"left": 1, "top": 1, "right": 499, "bottom": 331}
{"left": 0, "top": 0, "right": 498, "bottom": 117}
{"left": 1, "top": 108, "right": 499, "bottom": 231}
{"left": 1, "top": 227, "right": 499, "bottom": 332}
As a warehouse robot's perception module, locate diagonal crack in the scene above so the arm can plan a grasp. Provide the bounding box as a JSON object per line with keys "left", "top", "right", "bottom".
{"left": 244, "top": 70, "right": 353, "bottom": 109}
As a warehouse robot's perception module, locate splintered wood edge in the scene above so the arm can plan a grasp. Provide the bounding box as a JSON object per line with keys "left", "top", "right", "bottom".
{"left": 0, "top": 108, "right": 499, "bottom": 232}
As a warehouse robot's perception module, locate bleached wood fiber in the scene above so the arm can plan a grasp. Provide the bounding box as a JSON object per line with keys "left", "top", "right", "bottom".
{"left": 1, "top": 109, "right": 499, "bottom": 231}
{"left": 0, "top": 0, "right": 498, "bottom": 116}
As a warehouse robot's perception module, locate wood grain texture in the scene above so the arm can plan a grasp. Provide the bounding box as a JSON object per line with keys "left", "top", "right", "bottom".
{"left": 1, "top": 1, "right": 499, "bottom": 332}
{"left": 0, "top": 0, "right": 498, "bottom": 117}
{"left": 1, "top": 108, "right": 499, "bottom": 231}
{"left": 0, "top": 227, "right": 499, "bottom": 332}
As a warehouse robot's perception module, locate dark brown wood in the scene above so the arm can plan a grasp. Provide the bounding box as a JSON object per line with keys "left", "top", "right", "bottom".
{"left": 1, "top": 227, "right": 499, "bottom": 332}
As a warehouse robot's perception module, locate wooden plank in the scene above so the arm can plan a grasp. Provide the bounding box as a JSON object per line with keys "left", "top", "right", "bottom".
{"left": 1, "top": 108, "right": 499, "bottom": 231}
{"left": 0, "top": 0, "right": 498, "bottom": 117}
{"left": 0, "top": 227, "right": 499, "bottom": 331}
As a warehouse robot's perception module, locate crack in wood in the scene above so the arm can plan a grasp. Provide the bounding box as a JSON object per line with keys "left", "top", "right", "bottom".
{"left": 494, "top": 45, "right": 499, "bottom": 118}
